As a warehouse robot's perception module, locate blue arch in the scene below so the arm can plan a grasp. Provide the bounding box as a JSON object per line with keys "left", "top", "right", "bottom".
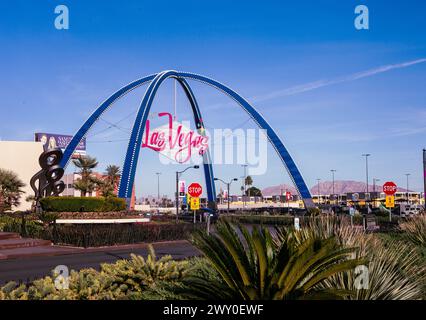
{"left": 179, "top": 72, "right": 314, "bottom": 208}
{"left": 60, "top": 72, "right": 217, "bottom": 205}
{"left": 60, "top": 74, "right": 156, "bottom": 169}
{"left": 61, "top": 70, "right": 314, "bottom": 208}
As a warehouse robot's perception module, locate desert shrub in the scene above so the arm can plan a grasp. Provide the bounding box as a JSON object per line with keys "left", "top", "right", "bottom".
{"left": 0, "top": 215, "right": 14, "bottom": 231}
{"left": 306, "top": 207, "right": 321, "bottom": 217}
{"left": 2, "top": 217, "right": 45, "bottom": 238}
{"left": 286, "top": 216, "right": 426, "bottom": 300}
{"left": 399, "top": 215, "right": 426, "bottom": 246}
{"left": 39, "top": 196, "right": 126, "bottom": 212}
{"left": 221, "top": 215, "right": 295, "bottom": 226}
{"left": 99, "top": 246, "right": 190, "bottom": 299}
{"left": 278, "top": 215, "right": 370, "bottom": 251}
{"left": 317, "top": 239, "right": 426, "bottom": 300}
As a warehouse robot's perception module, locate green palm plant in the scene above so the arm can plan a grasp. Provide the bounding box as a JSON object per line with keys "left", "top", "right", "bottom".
{"left": 100, "top": 165, "right": 121, "bottom": 197}
{"left": 0, "top": 168, "right": 25, "bottom": 212}
{"left": 72, "top": 156, "right": 100, "bottom": 197}
{"left": 183, "top": 220, "right": 364, "bottom": 300}
{"left": 104, "top": 165, "right": 121, "bottom": 186}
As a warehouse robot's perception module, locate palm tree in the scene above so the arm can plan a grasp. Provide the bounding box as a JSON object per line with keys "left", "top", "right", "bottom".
{"left": 0, "top": 168, "right": 25, "bottom": 212}
{"left": 72, "top": 156, "right": 99, "bottom": 197}
{"left": 245, "top": 176, "right": 253, "bottom": 196}
{"left": 183, "top": 221, "right": 365, "bottom": 300}
{"left": 100, "top": 165, "right": 121, "bottom": 197}
{"left": 105, "top": 165, "right": 120, "bottom": 187}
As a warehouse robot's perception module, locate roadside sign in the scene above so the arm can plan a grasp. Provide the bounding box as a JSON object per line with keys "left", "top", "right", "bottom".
{"left": 190, "top": 197, "right": 200, "bottom": 210}
{"left": 383, "top": 181, "right": 397, "bottom": 196}
{"left": 286, "top": 191, "right": 292, "bottom": 201}
{"left": 188, "top": 183, "right": 203, "bottom": 198}
{"left": 294, "top": 217, "right": 300, "bottom": 231}
{"left": 385, "top": 195, "right": 395, "bottom": 208}
{"left": 178, "top": 180, "right": 186, "bottom": 197}
{"left": 352, "top": 193, "right": 359, "bottom": 201}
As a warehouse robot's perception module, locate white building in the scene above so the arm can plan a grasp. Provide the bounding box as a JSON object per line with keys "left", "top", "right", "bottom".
{"left": 0, "top": 141, "right": 44, "bottom": 211}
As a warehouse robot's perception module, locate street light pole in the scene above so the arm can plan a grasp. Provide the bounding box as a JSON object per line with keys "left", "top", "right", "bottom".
{"left": 175, "top": 165, "right": 199, "bottom": 223}
{"left": 373, "top": 178, "right": 380, "bottom": 207}
{"left": 423, "top": 149, "right": 426, "bottom": 207}
{"left": 156, "top": 172, "right": 161, "bottom": 204}
{"left": 362, "top": 154, "right": 371, "bottom": 194}
{"left": 331, "top": 169, "right": 336, "bottom": 205}
{"left": 317, "top": 178, "right": 321, "bottom": 205}
{"left": 405, "top": 173, "right": 411, "bottom": 203}
{"left": 175, "top": 172, "right": 179, "bottom": 223}
{"left": 215, "top": 178, "right": 238, "bottom": 214}
{"left": 241, "top": 164, "right": 248, "bottom": 210}
{"left": 362, "top": 154, "right": 371, "bottom": 208}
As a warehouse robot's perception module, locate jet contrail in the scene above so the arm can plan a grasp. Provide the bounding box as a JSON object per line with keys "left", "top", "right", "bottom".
{"left": 251, "top": 58, "right": 426, "bottom": 103}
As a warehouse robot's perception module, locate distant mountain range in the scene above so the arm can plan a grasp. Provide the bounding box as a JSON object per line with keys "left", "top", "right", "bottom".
{"left": 261, "top": 180, "right": 411, "bottom": 196}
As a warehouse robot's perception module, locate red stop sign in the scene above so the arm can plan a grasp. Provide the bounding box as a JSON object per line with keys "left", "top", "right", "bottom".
{"left": 383, "top": 181, "right": 397, "bottom": 195}
{"left": 188, "top": 183, "right": 203, "bottom": 198}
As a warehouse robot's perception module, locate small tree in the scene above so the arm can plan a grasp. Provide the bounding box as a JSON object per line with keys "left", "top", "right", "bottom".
{"left": 246, "top": 186, "right": 262, "bottom": 197}
{"left": 72, "top": 156, "right": 100, "bottom": 197}
{"left": 0, "top": 168, "right": 25, "bottom": 212}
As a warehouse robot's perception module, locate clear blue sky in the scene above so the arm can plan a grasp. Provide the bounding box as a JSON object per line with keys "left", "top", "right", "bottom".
{"left": 0, "top": 0, "right": 425, "bottom": 198}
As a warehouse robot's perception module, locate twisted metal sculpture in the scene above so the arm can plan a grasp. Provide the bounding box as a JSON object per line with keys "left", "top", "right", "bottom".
{"left": 30, "top": 148, "right": 65, "bottom": 211}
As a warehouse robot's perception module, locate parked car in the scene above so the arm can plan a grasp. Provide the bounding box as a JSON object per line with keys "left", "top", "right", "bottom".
{"left": 179, "top": 207, "right": 220, "bottom": 223}
{"left": 399, "top": 203, "right": 423, "bottom": 217}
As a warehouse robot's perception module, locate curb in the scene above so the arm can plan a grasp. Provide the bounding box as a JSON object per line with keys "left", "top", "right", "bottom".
{"left": 0, "top": 240, "right": 194, "bottom": 260}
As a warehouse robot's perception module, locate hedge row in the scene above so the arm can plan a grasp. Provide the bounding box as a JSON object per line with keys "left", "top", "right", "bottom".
{"left": 3, "top": 218, "right": 203, "bottom": 247}
{"left": 40, "top": 197, "right": 126, "bottom": 212}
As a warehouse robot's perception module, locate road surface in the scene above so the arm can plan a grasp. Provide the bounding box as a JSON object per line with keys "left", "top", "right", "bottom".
{"left": 0, "top": 240, "right": 199, "bottom": 285}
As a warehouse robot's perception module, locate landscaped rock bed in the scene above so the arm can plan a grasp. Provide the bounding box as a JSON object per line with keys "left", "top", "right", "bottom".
{"left": 56, "top": 211, "right": 146, "bottom": 220}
